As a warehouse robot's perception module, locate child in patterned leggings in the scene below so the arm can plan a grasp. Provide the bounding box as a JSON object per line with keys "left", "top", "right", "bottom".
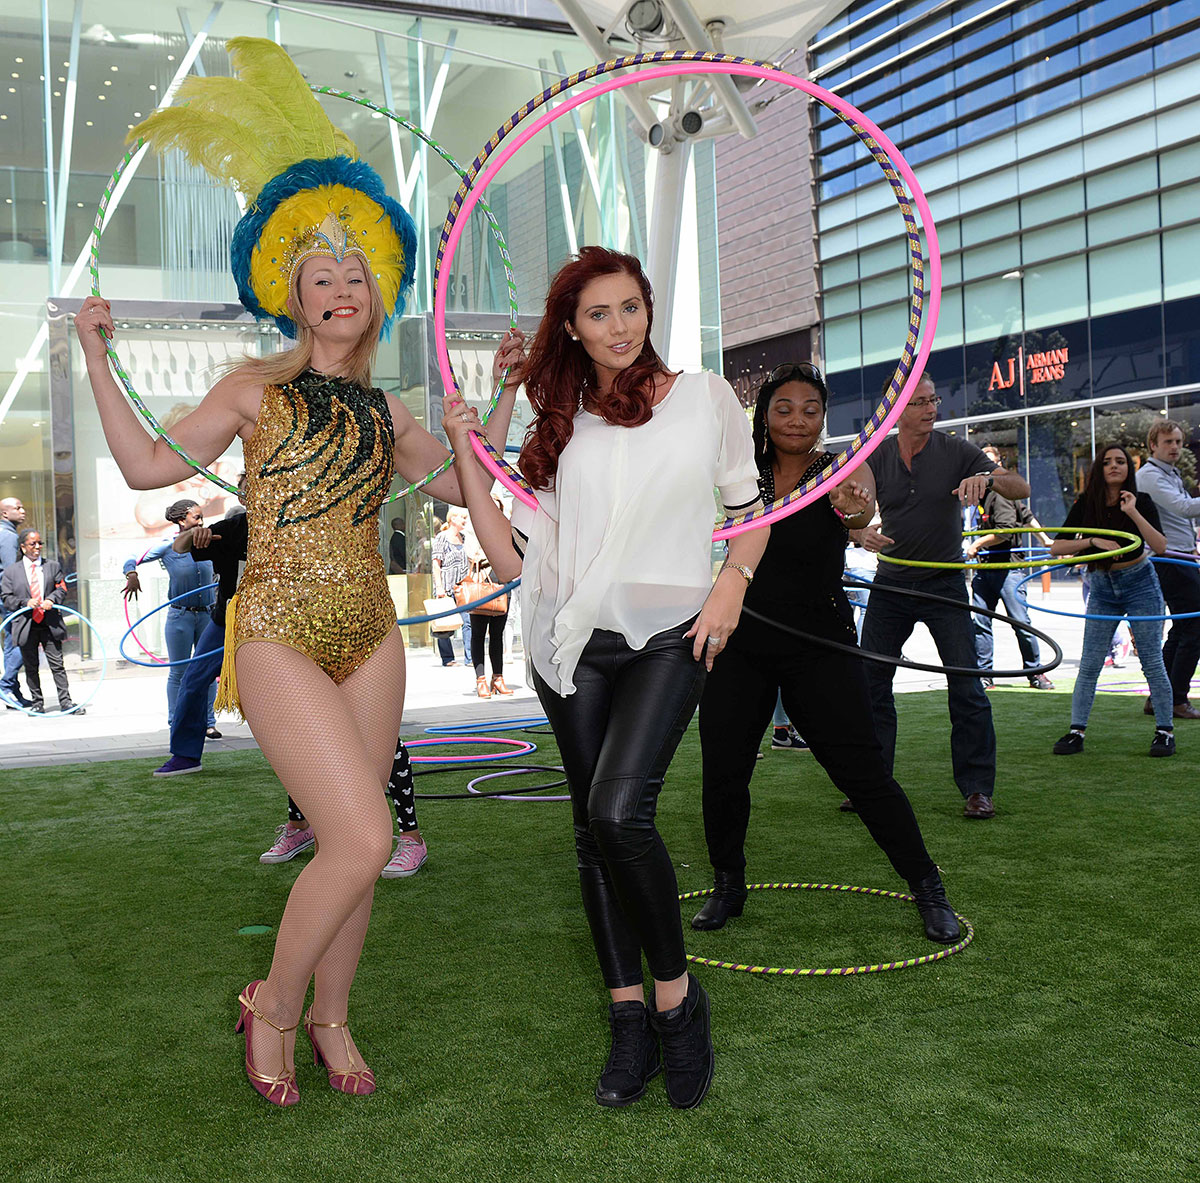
{"left": 261, "top": 740, "right": 427, "bottom": 878}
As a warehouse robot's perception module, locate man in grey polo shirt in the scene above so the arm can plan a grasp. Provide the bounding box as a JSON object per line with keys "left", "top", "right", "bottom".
{"left": 855, "top": 373, "right": 1030, "bottom": 820}
{"left": 1135, "top": 419, "right": 1200, "bottom": 719}
{"left": 0, "top": 496, "right": 32, "bottom": 708}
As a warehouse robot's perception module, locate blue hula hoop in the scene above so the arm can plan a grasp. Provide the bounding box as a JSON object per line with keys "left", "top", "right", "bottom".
{"left": 119, "top": 580, "right": 222, "bottom": 667}
{"left": 0, "top": 603, "right": 108, "bottom": 715}
{"left": 397, "top": 578, "right": 519, "bottom": 625}
{"left": 1016, "top": 556, "right": 1200, "bottom": 623}
{"left": 424, "top": 716, "right": 548, "bottom": 735}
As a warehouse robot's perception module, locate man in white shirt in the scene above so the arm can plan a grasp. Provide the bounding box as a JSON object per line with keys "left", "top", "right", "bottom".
{"left": 1135, "top": 421, "right": 1200, "bottom": 719}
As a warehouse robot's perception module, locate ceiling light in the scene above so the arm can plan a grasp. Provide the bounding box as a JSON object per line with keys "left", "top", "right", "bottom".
{"left": 58, "top": 76, "right": 64, "bottom": 82}
{"left": 104, "top": 79, "right": 112, "bottom": 86}
{"left": 54, "top": 90, "right": 61, "bottom": 97}
{"left": 133, "top": 110, "right": 141, "bottom": 117}
{"left": 110, "top": 65, "right": 119, "bottom": 72}
{"left": 3, "top": 199, "right": 11, "bottom": 205}
{"left": 10, "top": 72, "right": 17, "bottom": 78}
{"left": 627, "top": 0, "right": 665, "bottom": 35}
{"left": 149, "top": 84, "right": 157, "bottom": 91}
{"left": 76, "top": 202, "right": 83, "bottom": 207}
{"left": 6, "top": 87, "right": 14, "bottom": 94}
{"left": 167, "top": 54, "right": 175, "bottom": 61}
{"left": 0, "top": 115, "right": 7, "bottom": 121}
{"left": 98, "top": 94, "right": 105, "bottom": 100}
{"left": 86, "top": 119, "right": 93, "bottom": 126}
{"left": 14, "top": 57, "right": 22, "bottom": 63}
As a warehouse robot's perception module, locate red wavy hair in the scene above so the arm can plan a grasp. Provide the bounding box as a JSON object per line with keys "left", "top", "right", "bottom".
{"left": 518, "top": 246, "right": 672, "bottom": 490}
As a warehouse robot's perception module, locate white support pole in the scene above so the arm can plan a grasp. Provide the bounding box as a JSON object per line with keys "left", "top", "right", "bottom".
{"left": 52, "top": 0, "right": 83, "bottom": 267}
{"left": 658, "top": 0, "right": 758, "bottom": 140}
{"left": 376, "top": 32, "right": 407, "bottom": 197}
{"left": 552, "top": 0, "right": 663, "bottom": 141}
{"left": 646, "top": 140, "right": 692, "bottom": 355}
{"left": 41, "top": 0, "right": 58, "bottom": 293}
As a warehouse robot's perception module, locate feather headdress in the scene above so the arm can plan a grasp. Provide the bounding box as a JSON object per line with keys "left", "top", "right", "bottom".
{"left": 131, "top": 38, "right": 416, "bottom": 339}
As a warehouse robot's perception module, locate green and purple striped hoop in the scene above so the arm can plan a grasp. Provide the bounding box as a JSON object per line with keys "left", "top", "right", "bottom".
{"left": 88, "top": 88, "right": 520, "bottom": 499}
{"left": 679, "top": 881, "right": 974, "bottom": 977}
{"left": 431, "top": 51, "right": 939, "bottom": 540}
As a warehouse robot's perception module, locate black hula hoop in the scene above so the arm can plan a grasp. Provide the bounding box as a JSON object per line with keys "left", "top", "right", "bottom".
{"left": 414, "top": 763, "right": 567, "bottom": 800}
{"left": 739, "top": 577, "right": 1062, "bottom": 679}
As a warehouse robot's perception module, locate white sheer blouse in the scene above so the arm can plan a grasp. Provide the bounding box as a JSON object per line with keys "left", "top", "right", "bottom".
{"left": 512, "top": 370, "right": 759, "bottom": 696}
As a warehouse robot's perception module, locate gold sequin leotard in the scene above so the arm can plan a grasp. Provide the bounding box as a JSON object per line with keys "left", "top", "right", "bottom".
{"left": 230, "top": 369, "right": 397, "bottom": 683}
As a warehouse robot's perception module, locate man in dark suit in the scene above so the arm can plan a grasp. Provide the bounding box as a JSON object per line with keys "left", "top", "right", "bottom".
{"left": 0, "top": 528, "right": 84, "bottom": 715}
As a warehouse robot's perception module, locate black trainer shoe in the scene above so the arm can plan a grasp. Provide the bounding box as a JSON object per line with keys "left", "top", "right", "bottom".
{"left": 691, "top": 872, "right": 748, "bottom": 932}
{"left": 771, "top": 726, "right": 809, "bottom": 751}
{"left": 595, "top": 1001, "right": 660, "bottom": 1108}
{"left": 1053, "top": 730, "right": 1084, "bottom": 755}
{"left": 907, "top": 868, "right": 961, "bottom": 944}
{"left": 648, "top": 975, "right": 714, "bottom": 1110}
{"left": 1150, "top": 729, "right": 1176, "bottom": 758}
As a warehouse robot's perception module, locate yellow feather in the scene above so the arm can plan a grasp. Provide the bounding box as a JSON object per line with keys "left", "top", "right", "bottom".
{"left": 128, "top": 37, "right": 359, "bottom": 201}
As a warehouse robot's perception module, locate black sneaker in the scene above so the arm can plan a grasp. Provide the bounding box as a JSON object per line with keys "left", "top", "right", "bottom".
{"left": 595, "top": 1001, "right": 660, "bottom": 1108}
{"left": 1053, "top": 730, "right": 1084, "bottom": 755}
{"left": 1150, "top": 729, "right": 1176, "bottom": 758}
{"left": 771, "top": 726, "right": 809, "bottom": 752}
{"left": 648, "top": 975, "right": 714, "bottom": 1110}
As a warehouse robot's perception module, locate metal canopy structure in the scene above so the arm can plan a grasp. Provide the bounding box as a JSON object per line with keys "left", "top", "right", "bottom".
{"left": 552, "top": 0, "right": 844, "bottom": 350}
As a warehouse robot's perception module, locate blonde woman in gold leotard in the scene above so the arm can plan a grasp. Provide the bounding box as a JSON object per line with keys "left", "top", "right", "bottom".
{"left": 74, "top": 38, "right": 522, "bottom": 1107}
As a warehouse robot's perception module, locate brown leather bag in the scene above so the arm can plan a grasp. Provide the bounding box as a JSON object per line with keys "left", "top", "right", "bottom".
{"left": 454, "top": 563, "right": 508, "bottom": 616}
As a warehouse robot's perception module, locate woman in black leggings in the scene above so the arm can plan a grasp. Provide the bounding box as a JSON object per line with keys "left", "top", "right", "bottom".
{"left": 442, "top": 248, "right": 768, "bottom": 1111}
{"left": 693, "top": 364, "right": 959, "bottom": 943}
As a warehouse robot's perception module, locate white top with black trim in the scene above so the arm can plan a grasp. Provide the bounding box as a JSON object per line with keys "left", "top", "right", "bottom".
{"left": 512, "top": 370, "right": 760, "bottom": 695}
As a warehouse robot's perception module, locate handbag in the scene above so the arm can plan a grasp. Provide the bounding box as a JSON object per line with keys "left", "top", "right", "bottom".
{"left": 454, "top": 562, "right": 508, "bottom": 616}
{"left": 422, "top": 595, "right": 461, "bottom": 634}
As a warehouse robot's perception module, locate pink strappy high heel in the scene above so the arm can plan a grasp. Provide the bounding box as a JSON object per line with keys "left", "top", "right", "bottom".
{"left": 304, "top": 1009, "right": 376, "bottom": 1095}
{"left": 235, "top": 980, "right": 300, "bottom": 1107}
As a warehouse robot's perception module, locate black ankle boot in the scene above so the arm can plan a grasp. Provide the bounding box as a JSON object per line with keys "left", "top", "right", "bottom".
{"left": 648, "top": 975, "right": 714, "bottom": 1109}
{"left": 595, "top": 1000, "right": 661, "bottom": 1107}
{"left": 690, "top": 871, "right": 748, "bottom": 931}
{"left": 907, "top": 868, "right": 961, "bottom": 944}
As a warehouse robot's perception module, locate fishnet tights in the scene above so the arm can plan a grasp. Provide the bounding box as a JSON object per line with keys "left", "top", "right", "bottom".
{"left": 235, "top": 628, "right": 406, "bottom": 1082}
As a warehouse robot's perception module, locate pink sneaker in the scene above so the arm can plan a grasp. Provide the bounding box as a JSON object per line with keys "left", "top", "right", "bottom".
{"left": 380, "top": 835, "right": 427, "bottom": 879}
{"left": 259, "top": 822, "right": 315, "bottom": 864}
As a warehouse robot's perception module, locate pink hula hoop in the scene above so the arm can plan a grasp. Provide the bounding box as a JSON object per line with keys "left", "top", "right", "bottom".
{"left": 433, "top": 56, "right": 940, "bottom": 540}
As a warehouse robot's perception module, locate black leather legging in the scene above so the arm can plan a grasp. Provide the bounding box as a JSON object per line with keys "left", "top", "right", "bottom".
{"left": 533, "top": 623, "right": 705, "bottom": 989}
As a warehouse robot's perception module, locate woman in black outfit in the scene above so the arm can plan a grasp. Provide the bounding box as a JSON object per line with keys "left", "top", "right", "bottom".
{"left": 694, "top": 363, "right": 959, "bottom": 942}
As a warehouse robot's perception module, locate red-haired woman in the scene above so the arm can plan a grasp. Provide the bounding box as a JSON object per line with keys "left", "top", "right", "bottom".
{"left": 443, "top": 247, "right": 767, "bottom": 1110}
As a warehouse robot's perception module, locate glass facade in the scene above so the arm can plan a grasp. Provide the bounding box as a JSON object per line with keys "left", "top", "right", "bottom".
{"left": 0, "top": 1, "right": 723, "bottom": 653}
{"left": 810, "top": 0, "right": 1200, "bottom": 526}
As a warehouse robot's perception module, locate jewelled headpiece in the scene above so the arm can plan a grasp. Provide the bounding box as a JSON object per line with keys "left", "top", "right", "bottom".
{"left": 130, "top": 38, "right": 416, "bottom": 339}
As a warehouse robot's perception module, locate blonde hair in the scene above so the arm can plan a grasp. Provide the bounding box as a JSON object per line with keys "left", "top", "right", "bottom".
{"left": 226, "top": 258, "right": 386, "bottom": 389}
{"left": 1148, "top": 419, "right": 1185, "bottom": 449}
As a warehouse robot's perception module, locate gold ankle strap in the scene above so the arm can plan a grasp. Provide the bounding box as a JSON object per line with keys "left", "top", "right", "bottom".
{"left": 240, "top": 987, "right": 299, "bottom": 1036}
{"left": 305, "top": 1009, "right": 359, "bottom": 1068}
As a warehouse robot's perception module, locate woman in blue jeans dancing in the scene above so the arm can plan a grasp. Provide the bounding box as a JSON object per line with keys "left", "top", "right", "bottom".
{"left": 123, "top": 499, "right": 218, "bottom": 733}
{"left": 1050, "top": 444, "right": 1173, "bottom": 758}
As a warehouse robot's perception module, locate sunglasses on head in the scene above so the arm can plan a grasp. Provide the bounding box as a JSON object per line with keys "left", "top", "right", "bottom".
{"left": 768, "top": 362, "right": 824, "bottom": 385}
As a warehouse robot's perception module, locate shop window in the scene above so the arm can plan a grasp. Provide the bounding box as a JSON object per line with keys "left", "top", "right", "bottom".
{"left": 823, "top": 314, "right": 862, "bottom": 371}
{"left": 1020, "top": 181, "right": 1084, "bottom": 231}
{"left": 1090, "top": 305, "right": 1165, "bottom": 399}
{"left": 827, "top": 367, "right": 864, "bottom": 438}
{"left": 1165, "top": 295, "right": 1200, "bottom": 386}
{"left": 964, "top": 277, "right": 1023, "bottom": 344}
{"left": 1023, "top": 220, "right": 1086, "bottom": 266}
{"left": 861, "top": 303, "right": 912, "bottom": 365}
{"left": 1026, "top": 411, "right": 1095, "bottom": 530}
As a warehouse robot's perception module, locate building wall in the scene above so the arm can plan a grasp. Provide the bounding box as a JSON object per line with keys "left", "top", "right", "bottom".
{"left": 809, "top": 0, "right": 1200, "bottom": 525}
{"left": 715, "top": 94, "right": 818, "bottom": 395}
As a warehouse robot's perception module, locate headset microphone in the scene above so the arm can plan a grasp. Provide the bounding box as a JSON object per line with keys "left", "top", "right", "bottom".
{"left": 299, "top": 309, "right": 334, "bottom": 330}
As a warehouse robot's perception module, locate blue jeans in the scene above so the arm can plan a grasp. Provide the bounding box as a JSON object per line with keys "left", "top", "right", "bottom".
{"left": 171, "top": 617, "right": 225, "bottom": 760}
{"left": 1071, "top": 560, "right": 1173, "bottom": 730}
{"left": 164, "top": 607, "right": 216, "bottom": 728}
{"left": 844, "top": 565, "right": 872, "bottom": 643}
{"left": 771, "top": 689, "right": 789, "bottom": 728}
{"left": 1, "top": 622, "right": 29, "bottom": 703}
{"left": 861, "top": 570, "right": 996, "bottom": 799}
{"left": 972, "top": 567, "right": 1042, "bottom": 672}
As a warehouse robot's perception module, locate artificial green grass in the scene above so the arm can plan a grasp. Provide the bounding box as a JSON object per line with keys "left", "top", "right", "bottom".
{"left": 2, "top": 689, "right": 1197, "bottom": 1182}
